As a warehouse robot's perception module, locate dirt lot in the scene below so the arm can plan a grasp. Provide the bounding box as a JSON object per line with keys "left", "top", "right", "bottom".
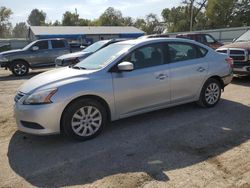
{"left": 0, "top": 69, "right": 250, "bottom": 188}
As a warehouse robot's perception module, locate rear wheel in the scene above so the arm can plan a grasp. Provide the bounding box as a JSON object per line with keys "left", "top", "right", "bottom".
{"left": 11, "top": 61, "right": 29, "bottom": 76}
{"left": 62, "top": 98, "right": 107, "bottom": 141}
{"left": 197, "top": 78, "right": 222, "bottom": 107}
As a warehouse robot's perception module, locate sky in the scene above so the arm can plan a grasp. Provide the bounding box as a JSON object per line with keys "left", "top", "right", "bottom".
{"left": 0, "top": 0, "right": 182, "bottom": 25}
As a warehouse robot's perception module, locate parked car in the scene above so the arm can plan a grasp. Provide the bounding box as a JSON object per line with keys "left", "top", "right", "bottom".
{"left": 216, "top": 30, "right": 250, "bottom": 76}
{"left": 0, "top": 38, "right": 71, "bottom": 76}
{"left": 176, "top": 33, "right": 223, "bottom": 49}
{"left": 14, "top": 38, "right": 233, "bottom": 141}
{"left": 55, "top": 39, "right": 127, "bottom": 67}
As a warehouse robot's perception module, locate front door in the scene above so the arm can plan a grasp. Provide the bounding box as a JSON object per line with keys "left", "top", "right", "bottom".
{"left": 111, "top": 43, "right": 171, "bottom": 118}
{"left": 28, "top": 40, "right": 53, "bottom": 68}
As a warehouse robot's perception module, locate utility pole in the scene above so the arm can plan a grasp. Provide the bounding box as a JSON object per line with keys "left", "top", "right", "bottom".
{"left": 190, "top": 0, "right": 194, "bottom": 31}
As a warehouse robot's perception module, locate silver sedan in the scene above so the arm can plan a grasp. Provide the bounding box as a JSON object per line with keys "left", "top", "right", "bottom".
{"left": 14, "top": 38, "right": 233, "bottom": 140}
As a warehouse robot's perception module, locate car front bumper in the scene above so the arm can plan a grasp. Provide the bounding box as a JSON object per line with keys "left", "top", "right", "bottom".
{"left": 14, "top": 102, "right": 64, "bottom": 135}
{"left": 233, "top": 62, "right": 250, "bottom": 75}
{"left": 0, "top": 61, "right": 9, "bottom": 68}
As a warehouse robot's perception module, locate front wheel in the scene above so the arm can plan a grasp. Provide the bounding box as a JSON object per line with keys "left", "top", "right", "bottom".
{"left": 197, "top": 78, "right": 222, "bottom": 107}
{"left": 11, "top": 61, "right": 29, "bottom": 76}
{"left": 62, "top": 99, "right": 107, "bottom": 141}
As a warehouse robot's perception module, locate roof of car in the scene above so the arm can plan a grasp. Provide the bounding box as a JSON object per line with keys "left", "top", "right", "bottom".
{"left": 35, "top": 38, "right": 66, "bottom": 42}
{"left": 115, "top": 37, "right": 211, "bottom": 50}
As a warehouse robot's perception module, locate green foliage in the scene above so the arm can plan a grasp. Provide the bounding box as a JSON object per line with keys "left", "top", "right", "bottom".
{"left": 98, "top": 7, "right": 124, "bottom": 26}
{"left": 27, "top": 9, "right": 46, "bottom": 26}
{"left": 12, "top": 22, "right": 28, "bottom": 38}
{"left": 0, "top": 6, "right": 12, "bottom": 38}
{"left": 206, "top": 0, "right": 237, "bottom": 28}
{"left": 62, "top": 11, "right": 79, "bottom": 26}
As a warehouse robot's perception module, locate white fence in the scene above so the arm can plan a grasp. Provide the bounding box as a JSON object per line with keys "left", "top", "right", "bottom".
{"left": 0, "top": 39, "right": 29, "bottom": 49}
{"left": 166, "top": 26, "right": 250, "bottom": 43}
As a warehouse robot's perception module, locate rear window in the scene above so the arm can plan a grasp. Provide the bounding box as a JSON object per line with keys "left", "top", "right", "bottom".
{"left": 51, "top": 40, "right": 66, "bottom": 49}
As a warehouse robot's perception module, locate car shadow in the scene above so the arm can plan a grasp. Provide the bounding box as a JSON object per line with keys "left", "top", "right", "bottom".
{"left": 232, "top": 76, "right": 250, "bottom": 87}
{"left": 7, "top": 99, "right": 250, "bottom": 187}
{"left": 0, "top": 69, "right": 53, "bottom": 81}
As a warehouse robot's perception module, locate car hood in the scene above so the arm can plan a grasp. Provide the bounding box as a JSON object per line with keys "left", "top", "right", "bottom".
{"left": 57, "top": 51, "right": 92, "bottom": 60}
{"left": 0, "top": 49, "right": 24, "bottom": 56}
{"left": 19, "top": 67, "right": 96, "bottom": 94}
{"left": 219, "top": 42, "right": 250, "bottom": 51}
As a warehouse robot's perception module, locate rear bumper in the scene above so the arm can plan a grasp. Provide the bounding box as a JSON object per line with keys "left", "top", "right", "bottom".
{"left": 222, "top": 73, "right": 233, "bottom": 87}
{"left": 233, "top": 62, "right": 250, "bottom": 75}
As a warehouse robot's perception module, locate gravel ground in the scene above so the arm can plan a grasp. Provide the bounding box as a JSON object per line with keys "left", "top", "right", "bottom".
{"left": 0, "top": 69, "right": 250, "bottom": 188}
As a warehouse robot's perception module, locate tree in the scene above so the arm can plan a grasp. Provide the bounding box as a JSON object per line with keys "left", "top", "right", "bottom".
{"left": 98, "top": 7, "right": 124, "bottom": 26}
{"left": 162, "top": 0, "right": 207, "bottom": 32}
{"left": 27, "top": 9, "right": 46, "bottom": 26}
{"left": 232, "top": 0, "right": 250, "bottom": 27}
{"left": 79, "top": 18, "right": 91, "bottom": 26}
{"left": 123, "top": 16, "right": 134, "bottom": 26}
{"left": 162, "top": 6, "right": 189, "bottom": 32}
{"left": 12, "top": 22, "right": 28, "bottom": 38}
{"left": 134, "top": 18, "right": 146, "bottom": 30}
{"left": 62, "top": 11, "right": 79, "bottom": 26}
{"left": 53, "top": 20, "right": 61, "bottom": 26}
{"left": 144, "top": 13, "right": 161, "bottom": 34}
{"left": 0, "top": 6, "right": 12, "bottom": 38}
{"left": 206, "top": 0, "right": 237, "bottom": 28}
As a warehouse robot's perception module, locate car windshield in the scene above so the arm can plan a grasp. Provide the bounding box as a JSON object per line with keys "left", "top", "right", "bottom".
{"left": 75, "top": 43, "right": 132, "bottom": 70}
{"left": 22, "top": 41, "right": 37, "bottom": 50}
{"left": 236, "top": 30, "right": 250, "bottom": 42}
{"left": 83, "top": 40, "right": 109, "bottom": 53}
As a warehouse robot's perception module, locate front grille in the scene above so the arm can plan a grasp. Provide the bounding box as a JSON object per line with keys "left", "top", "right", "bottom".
{"left": 216, "top": 48, "right": 248, "bottom": 63}
{"left": 14, "top": 91, "right": 25, "bottom": 102}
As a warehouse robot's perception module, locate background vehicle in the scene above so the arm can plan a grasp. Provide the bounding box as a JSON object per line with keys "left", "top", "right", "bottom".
{"left": 176, "top": 33, "right": 223, "bottom": 49}
{"left": 0, "top": 38, "right": 70, "bottom": 76}
{"left": 216, "top": 30, "right": 250, "bottom": 76}
{"left": 55, "top": 38, "right": 127, "bottom": 67}
{"left": 14, "top": 38, "right": 233, "bottom": 141}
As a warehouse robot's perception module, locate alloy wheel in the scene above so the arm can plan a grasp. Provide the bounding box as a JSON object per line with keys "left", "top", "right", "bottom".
{"left": 71, "top": 106, "right": 102, "bottom": 137}
{"left": 205, "top": 83, "right": 220, "bottom": 105}
{"left": 14, "top": 63, "right": 27, "bottom": 76}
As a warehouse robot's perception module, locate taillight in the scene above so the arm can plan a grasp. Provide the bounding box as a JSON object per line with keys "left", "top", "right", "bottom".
{"left": 225, "top": 57, "right": 233, "bottom": 68}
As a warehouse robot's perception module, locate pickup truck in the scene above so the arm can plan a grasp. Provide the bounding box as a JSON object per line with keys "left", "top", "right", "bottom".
{"left": 176, "top": 33, "right": 223, "bottom": 49}
{"left": 0, "top": 38, "right": 71, "bottom": 76}
{"left": 216, "top": 30, "right": 250, "bottom": 76}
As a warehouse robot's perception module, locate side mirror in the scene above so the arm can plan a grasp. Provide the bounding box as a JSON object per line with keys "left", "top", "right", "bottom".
{"left": 117, "top": 62, "right": 134, "bottom": 71}
{"left": 32, "top": 46, "right": 39, "bottom": 51}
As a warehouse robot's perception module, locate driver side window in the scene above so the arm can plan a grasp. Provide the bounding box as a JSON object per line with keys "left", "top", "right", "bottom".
{"left": 123, "top": 44, "right": 164, "bottom": 70}
{"left": 33, "top": 41, "right": 49, "bottom": 50}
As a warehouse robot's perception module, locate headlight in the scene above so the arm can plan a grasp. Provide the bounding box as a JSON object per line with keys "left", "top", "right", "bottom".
{"left": 0, "top": 56, "right": 8, "bottom": 62}
{"left": 23, "top": 88, "right": 58, "bottom": 105}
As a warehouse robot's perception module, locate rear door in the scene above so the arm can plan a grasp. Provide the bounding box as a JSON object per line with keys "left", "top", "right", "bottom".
{"left": 111, "top": 43, "right": 171, "bottom": 118}
{"left": 168, "top": 42, "right": 208, "bottom": 103}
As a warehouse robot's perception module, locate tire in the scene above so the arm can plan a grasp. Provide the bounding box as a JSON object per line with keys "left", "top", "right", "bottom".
{"left": 11, "top": 61, "right": 29, "bottom": 76}
{"left": 62, "top": 98, "right": 107, "bottom": 141}
{"left": 197, "top": 78, "right": 222, "bottom": 108}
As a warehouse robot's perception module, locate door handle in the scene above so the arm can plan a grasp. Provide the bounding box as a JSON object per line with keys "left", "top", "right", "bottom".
{"left": 156, "top": 73, "right": 167, "bottom": 80}
{"left": 197, "top": 67, "right": 206, "bottom": 72}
